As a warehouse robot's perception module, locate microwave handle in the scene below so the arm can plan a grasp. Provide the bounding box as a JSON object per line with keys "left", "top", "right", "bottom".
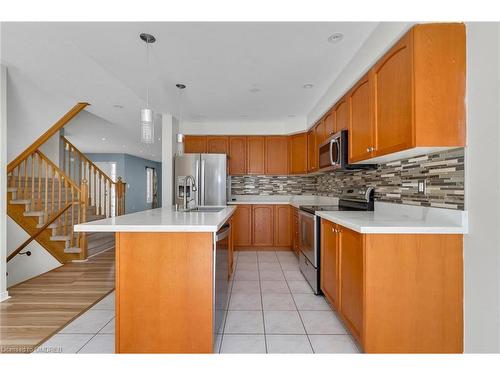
{"left": 330, "top": 139, "right": 339, "bottom": 166}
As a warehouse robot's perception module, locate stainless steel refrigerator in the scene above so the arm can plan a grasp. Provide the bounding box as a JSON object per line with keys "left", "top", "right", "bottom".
{"left": 174, "top": 154, "right": 227, "bottom": 208}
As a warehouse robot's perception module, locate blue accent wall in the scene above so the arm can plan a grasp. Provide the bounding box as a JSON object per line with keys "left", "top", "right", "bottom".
{"left": 86, "top": 153, "right": 162, "bottom": 213}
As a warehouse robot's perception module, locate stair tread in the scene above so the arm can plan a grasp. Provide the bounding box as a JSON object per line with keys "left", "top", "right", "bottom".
{"left": 23, "top": 211, "right": 45, "bottom": 217}
{"left": 64, "top": 247, "right": 82, "bottom": 254}
{"left": 10, "top": 199, "right": 31, "bottom": 204}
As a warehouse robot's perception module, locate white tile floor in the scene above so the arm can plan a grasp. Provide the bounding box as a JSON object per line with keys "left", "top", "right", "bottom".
{"left": 35, "top": 250, "right": 360, "bottom": 354}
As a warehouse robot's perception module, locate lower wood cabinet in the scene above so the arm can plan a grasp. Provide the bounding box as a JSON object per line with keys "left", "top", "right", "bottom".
{"left": 252, "top": 205, "right": 274, "bottom": 246}
{"left": 320, "top": 218, "right": 463, "bottom": 353}
{"left": 292, "top": 207, "right": 300, "bottom": 255}
{"left": 233, "top": 205, "right": 252, "bottom": 247}
{"left": 232, "top": 204, "right": 293, "bottom": 250}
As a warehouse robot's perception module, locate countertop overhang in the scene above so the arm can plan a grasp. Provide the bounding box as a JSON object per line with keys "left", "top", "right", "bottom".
{"left": 74, "top": 205, "right": 237, "bottom": 233}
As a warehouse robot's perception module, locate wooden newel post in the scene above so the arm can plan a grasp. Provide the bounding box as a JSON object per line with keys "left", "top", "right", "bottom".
{"left": 80, "top": 179, "right": 88, "bottom": 260}
{"left": 116, "top": 177, "right": 126, "bottom": 216}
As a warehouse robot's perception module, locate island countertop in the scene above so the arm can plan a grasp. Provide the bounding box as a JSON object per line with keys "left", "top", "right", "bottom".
{"left": 74, "top": 205, "right": 237, "bottom": 233}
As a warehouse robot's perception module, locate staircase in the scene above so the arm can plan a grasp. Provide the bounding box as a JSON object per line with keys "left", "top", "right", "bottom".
{"left": 6, "top": 103, "right": 126, "bottom": 263}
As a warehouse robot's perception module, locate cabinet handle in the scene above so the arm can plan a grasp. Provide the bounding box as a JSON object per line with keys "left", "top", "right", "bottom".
{"left": 366, "top": 147, "right": 370, "bottom": 152}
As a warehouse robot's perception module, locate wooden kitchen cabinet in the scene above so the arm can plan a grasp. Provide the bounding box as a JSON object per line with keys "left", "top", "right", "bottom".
{"left": 206, "top": 136, "right": 229, "bottom": 154}
{"left": 338, "top": 226, "right": 364, "bottom": 341}
{"left": 233, "top": 205, "right": 252, "bottom": 247}
{"left": 324, "top": 110, "right": 335, "bottom": 139}
{"left": 348, "top": 73, "right": 374, "bottom": 163}
{"left": 335, "top": 96, "right": 349, "bottom": 133}
{"left": 184, "top": 136, "right": 207, "bottom": 153}
{"left": 246, "top": 136, "right": 266, "bottom": 174}
{"left": 229, "top": 136, "right": 247, "bottom": 175}
{"left": 320, "top": 218, "right": 463, "bottom": 353}
{"left": 273, "top": 205, "right": 292, "bottom": 248}
{"left": 252, "top": 205, "right": 274, "bottom": 246}
{"left": 347, "top": 23, "right": 465, "bottom": 164}
{"left": 289, "top": 132, "right": 308, "bottom": 174}
{"left": 265, "top": 136, "right": 289, "bottom": 175}
{"left": 315, "top": 119, "right": 326, "bottom": 148}
{"left": 307, "top": 129, "right": 317, "bottom": 172}
{"left": 320, "top": 219, "right": 340, "bottom": 310}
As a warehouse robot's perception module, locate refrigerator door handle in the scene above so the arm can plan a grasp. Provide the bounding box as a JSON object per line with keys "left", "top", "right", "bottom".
{"left": 200, "top": 159, "right": 206, "bottom": 206}
{"left": 195, "top": 158, "right": 200, "bottom": 207}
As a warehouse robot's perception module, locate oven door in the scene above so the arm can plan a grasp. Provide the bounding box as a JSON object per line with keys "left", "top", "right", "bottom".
{"left": 318, "top": 134, "right": 341, "bottom": 171}
{"left": 298, "top": 210, "right": 317, "bottom": 267}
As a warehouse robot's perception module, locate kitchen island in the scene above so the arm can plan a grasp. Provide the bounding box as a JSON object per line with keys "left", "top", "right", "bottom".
{"left": 74, "top": 206, "right": 236, "bottom": 354}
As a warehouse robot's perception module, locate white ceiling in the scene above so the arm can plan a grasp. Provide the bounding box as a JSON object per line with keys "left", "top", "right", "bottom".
{"left": 1, "top": 22, "right": 378, "bottom": 161}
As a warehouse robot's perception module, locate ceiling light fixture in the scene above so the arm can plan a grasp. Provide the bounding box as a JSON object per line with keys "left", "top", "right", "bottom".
{"left": 101, "top": 137, "right": 107, "bottom": 141}
{"left": 113, "top": 104, "right": 124, "bottom": 109}
{"left": 139, "top": 33, "right": 156, "bottom": 144}
{"left": 327, "top": 32, "right": 344, "bottom": 44}
{"left": 176, "top": 83, "right": 187, "bottom": 156}
{"left": 303, "top": 84, "right": 314, "bottom": 89}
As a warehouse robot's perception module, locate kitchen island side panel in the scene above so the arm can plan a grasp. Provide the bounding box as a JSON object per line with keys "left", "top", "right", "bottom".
{"left": 115, "top": 232, "right": 214, "bottom": 353}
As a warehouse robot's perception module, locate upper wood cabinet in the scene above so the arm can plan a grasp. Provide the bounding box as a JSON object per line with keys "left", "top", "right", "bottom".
{"left": 348, "top": 73, "right": 374, "bottom": 163}
{"left": 246, "top": 136, "right": 266, "bottom": 174}
{"left": 206, "top": 136, "right": 229, "bottom": 154}
{"left": 274, "top": 205, "right": 292, "bottom": 248}
{"left": 184, "top": 136, "right": 207, "bottom": 153}
{"left": 315, "top": 120, "right": 326, "bottom": 148}
{"left": 289, "top": 132, "right": 308, "bottom": 174}
{"left": 321, "top": 219, "right": 340, "bottom": 310}
{"left": 339, "top": 226, "right": 364, "bottom": 342}
{"left": 335, "top": 96, "right": 349, "bottom": 133}
{"left": 265, "top": 136, "right": 289, "bottom": 175}
{"left": 229, "top": 136, "right": 247, "bottom": 175}
{"left": 324, "top": 110, "right": 335, "bottom": 139}
{"left": 233, "top": 205, "right": 252, "bottom": 247}
{"left": 307, "top": 129, "right": 317, "bottom": 172}
{"left": 252, "top": 205, "right": 274, "bottom": 246}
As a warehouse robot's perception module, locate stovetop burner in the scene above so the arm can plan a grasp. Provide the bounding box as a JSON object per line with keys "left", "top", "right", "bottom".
{"left": 299, "top": 187, "right": 375, "bottom": 215}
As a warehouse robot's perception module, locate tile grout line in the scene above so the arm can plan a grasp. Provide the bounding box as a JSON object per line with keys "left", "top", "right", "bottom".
{"left": 75, "top": 315, "right": 115, "bottom": 353}
{"left": 277, "top": 252, "right": 315, "bottom": 354}
{"left": 256, "top": 251, "right": 268, "bottom": 354}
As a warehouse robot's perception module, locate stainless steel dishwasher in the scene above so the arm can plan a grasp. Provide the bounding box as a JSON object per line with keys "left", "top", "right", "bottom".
{"left": 213, "top": 222, "right": 231, "bottom": 351}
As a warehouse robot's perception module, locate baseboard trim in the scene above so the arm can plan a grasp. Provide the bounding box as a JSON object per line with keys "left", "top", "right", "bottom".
{"left": 0, "top": 290, "right": 10, "bottom": 302}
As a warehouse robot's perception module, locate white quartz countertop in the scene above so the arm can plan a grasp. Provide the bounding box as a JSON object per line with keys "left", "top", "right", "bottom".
{"left": 316, "top": 202, "right": 468, "bottom": 234}
{"left": 74, "top": 205, "right": 237, "bottom": 233}
{"left": 227, "top": 195, "right": 339, "bottom": 208}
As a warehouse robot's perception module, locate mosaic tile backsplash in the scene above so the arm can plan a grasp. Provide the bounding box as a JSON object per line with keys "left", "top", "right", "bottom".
{"left": 230, "top": 148, "right": 465, "bottom": 210}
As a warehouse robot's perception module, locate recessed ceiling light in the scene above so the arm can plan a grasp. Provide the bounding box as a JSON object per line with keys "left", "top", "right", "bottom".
{"left": 303, "top": 84, "right": 314, "bottom": 89}
{"left": 140, "top": 150, "right": 143, "bottom": 153}
{"left": 122, "top": 145, "right": 126, "bottom": 148}
{"left": 101, "top": 137, "right": 107, "bottom": 141}
{"left": 327, "top": 32, "right": 344, "bottom": 44}
{"left": 157, "top": 137, "right": 161, "bottom": 141}
{"left": 249, "top": 88, "right": 261, "bottom": 93}
{"left": 113, "top": 104, "right": 124, "bottom": 109}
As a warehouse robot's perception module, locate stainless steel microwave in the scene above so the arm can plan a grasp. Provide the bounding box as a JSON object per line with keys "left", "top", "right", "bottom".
{"left": 318, "top": 130, "right": 375, "bottom": 172}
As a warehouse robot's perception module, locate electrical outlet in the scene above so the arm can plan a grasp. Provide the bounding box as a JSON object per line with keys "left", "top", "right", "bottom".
{"left": 418, "top": 180, "right": 426, "bottom": 195}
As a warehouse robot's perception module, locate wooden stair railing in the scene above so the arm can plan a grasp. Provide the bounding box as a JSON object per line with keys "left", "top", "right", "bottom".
{"left": 7, "top": 149, "right": 89, "bottom": 259}
{"left": 7, "top": 102, "right": 89, "bottom": 174}
{"left": 7, "top": 202, "right": 75, "bottom": 262}
{"left": 61, "top": 136, "right": 126, "bottom": 217}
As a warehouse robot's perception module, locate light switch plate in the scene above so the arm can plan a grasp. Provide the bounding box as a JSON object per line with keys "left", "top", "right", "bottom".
{"left": 418, "top": 180, "right": 426, "bottom": 194}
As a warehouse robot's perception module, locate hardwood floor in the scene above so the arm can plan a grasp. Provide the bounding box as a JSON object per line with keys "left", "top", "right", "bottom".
{"left": 0, "top": 249, "right": 115, "bottom": 353}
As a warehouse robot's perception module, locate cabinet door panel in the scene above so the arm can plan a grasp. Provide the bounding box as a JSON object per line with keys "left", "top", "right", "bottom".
{"left": 373, "top": 32, "right": 413, "bottom": 155}
{"left": 307, "top": 129, "right": 317, "bottom": 172}
{"left": 229, "top": 136, "right": 247, "bottom": 175}
{"left": 274, "top": 205, "right": 292, "bottom": 248}
{"left": 265, "top": 136, "right": 289, "bottom": 175}
{"left": 184, "top": 136, "right": 207, "bottom": 153}
{"left": 324, "top": 110, "right": 335, "bottom": 138}
{"left": 207, "top": 136, "right": 229, "bottom": 154}
{"left": 335, "top": 97, "right": 349, "bottom": 133}
{"left": 321, "top": 220, "right": 339, "bottom": 309}
{"left": 339, "top": 227, "right": 364, "bottom": 340}
{"left": 252, "top": 205, "right": 274, "bottom": 246}
{"left": 315, "top": 120, "right": 326, "bottom": 147}
{"left": 289, "top": 133, "right": 308, "bottom": 174}
{"left": 233, "top": 205, "right": 252, "bottom": 247}
{"left": 348, "top": 74, "right": 373, "bottom": 163}
{"left": 247, "top": 136, "right": 265, "bottom": 174}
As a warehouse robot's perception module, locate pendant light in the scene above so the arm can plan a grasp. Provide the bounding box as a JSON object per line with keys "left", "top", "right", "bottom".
{"left": 176, "top": 83, "right": 186, "bottom": 156}
{"left": 139, "top": 33, "right": 156, "bottom": 144}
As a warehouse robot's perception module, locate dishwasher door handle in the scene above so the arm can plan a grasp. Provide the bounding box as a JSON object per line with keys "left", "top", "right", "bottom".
{"left": 216, "top": 224, "right": 231, "bottom": 241}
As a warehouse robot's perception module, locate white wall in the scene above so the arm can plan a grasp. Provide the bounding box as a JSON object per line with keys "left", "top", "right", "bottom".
{"left": 161, "top": 113, "right": 177, "bottom": 207}
{"left": 6, "top": 68, "right": 72, "bottom": 163}
{"left": 6, "top": 218, "right": 61, "bottom": 287}
{"left": 463, "top": 22, "right": 500, "bottom": 353}
{"left": 0, "top": 63, "right": 8, "bottom": 301}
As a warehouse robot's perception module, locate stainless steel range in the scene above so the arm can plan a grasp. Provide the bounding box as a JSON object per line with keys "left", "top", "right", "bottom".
{"left": 298, "top": 187, "right": 374, "bottom": 294}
